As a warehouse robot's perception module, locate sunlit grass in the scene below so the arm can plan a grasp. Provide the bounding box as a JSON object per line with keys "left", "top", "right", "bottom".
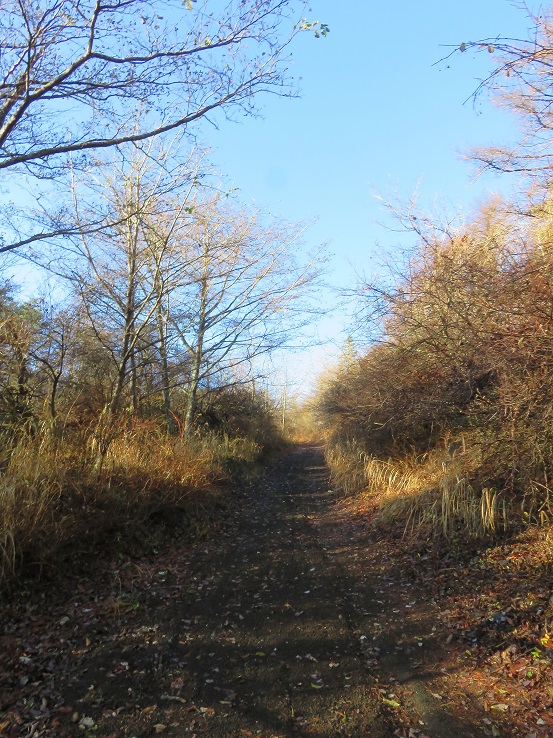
{"left": 0, "top": 418, "right": 266, "bottom": 584}
{"left": 326, "top": 438, "right": 508, "bottom": 540}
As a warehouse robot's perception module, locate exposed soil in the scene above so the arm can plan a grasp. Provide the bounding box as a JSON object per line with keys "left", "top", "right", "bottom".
{"left": 1, "top": 444, "right": 548, "bottom": 737}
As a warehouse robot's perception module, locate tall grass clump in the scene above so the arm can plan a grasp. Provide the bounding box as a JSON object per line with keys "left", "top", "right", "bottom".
{"left": 0, "top": 422, "right": 214, "bottom": 581}
{"left": 325, "top": 438, "right": 507, "bottom": 540}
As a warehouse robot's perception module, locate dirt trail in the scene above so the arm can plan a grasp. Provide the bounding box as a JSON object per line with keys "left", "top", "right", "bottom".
{"left": 1, "top": 444, "right": 480, "bottom": 737}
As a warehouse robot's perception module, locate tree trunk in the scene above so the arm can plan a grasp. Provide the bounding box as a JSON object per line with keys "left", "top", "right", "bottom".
{"left": 129, "top": 341, "right": 138, "bottom": 413}
{"left": 155, "top": 282, "right": 174, "bottom": 433}
{"left": 184, "top": 274, "right": 208, "bottom": 437}
{"left": 184, "top": 338, "right": 202, "bottom": 436}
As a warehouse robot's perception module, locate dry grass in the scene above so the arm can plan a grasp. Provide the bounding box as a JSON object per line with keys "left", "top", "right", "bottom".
{"left": 325, "top": 442, "right": 370, "bottom": 497}
{"left": 0, "top": 435, "right": 68, "bottom": 581}
{"left": 326, "top": 439, "right": 508, "bottom": 540}
{"left": 0, "top": 419, "right": 265, "bottom": 585}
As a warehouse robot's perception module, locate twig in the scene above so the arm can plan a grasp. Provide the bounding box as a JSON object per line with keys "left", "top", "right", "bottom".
{"left": 488, "top": 645, "right": 536, "bottom": 676}
{"left": 160, "top": 694, "right": 188, "bottom": 704}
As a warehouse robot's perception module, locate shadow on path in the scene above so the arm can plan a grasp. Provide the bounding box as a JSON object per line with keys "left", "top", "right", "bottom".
{"left": 0, "top": 444, "right": 482, "bottom": 737}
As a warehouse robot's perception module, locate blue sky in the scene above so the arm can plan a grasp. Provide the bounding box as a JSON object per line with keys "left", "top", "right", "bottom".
{"left": 201, "top": 0, "right": 534, "bottom": 394}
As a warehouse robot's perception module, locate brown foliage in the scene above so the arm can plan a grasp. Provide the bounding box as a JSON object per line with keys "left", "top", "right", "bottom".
{"left": 317, "top": 198, "right": 553, "bottom": 536}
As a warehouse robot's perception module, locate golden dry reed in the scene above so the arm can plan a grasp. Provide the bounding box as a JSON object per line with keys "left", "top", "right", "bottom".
{"left": 0, "top": 419, "right": 263, "bottom": 584}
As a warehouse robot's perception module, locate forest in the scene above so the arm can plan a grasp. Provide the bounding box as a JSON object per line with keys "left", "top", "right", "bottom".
{"left": 316, "top": 192, "right": 553, "bottom": 540}
{"left": 2, "top": 1, "right": 553, "bottom": 736}
{"left": 0, "top": 0, "right": 325, "bottom": 584}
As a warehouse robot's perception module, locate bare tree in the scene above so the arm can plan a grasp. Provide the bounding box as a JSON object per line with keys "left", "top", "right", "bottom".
{"left": 28, "top": 301, "right": 75, "bottom": 429}
{"left": 41, "top": 135, "right": 322, "bottom": 446}
{"left": 57, "top": 140, "right": 200, "bottom": 421}
{"left": 441, "top": 4, "right": 553, "bottom": 188}
{"left": 169, "top": 196, "right": 321, "bottom": 434}
{"left": 0, "top": 0, "right": 326, "bottom": 252}
{"left": 139, "top": 160, "right": 207, "bottom": 430}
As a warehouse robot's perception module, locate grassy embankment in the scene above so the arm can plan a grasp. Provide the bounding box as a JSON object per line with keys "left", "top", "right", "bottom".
{"left": 316, "top": 199, "right": 553, "bottom": 546}
{"left": 0, "top": 408, "right": 285, "bottom": 586}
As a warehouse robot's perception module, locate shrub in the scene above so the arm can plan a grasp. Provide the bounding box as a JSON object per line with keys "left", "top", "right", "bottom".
{"left": 317, "top": 198, "right": 553, "bottom": 538}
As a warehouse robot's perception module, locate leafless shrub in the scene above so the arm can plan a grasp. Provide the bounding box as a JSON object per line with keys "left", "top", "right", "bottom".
{"left": 317, "top": 195, "right": 553, "bottom": 539}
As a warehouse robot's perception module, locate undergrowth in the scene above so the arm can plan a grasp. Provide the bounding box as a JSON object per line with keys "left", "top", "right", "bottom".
{"left": 316, "top": 194, "right": 553, "bottom": 544}
{"left": 325, "top": 440, "right": 522, "bottom": 542}
{"left": 0, "top": 418, "right": 271, "bottom": 585}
